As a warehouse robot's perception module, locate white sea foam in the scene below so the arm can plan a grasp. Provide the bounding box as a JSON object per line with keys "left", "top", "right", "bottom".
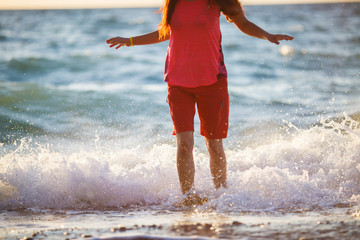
{"left": 1, "top": 115, "right": 359, "bottom": 212}
{"left": 55, "top": 82, "right": 165, "bottom": 93}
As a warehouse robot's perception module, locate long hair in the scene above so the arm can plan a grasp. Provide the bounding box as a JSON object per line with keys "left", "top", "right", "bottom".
{"left": 158, "top": 0, "right": 244, "bottom": 39}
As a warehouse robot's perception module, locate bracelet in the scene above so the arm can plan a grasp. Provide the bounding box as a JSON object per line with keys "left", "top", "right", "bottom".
{"left": 129, "top": 37, "right": 134, "bottom": 47}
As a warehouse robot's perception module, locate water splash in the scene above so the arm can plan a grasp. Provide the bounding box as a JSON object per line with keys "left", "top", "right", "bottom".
{"left": 1, "top": 114, "right": 359, "bottom": 212}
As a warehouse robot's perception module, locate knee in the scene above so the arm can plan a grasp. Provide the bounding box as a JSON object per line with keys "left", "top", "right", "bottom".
{"left": 177, "top": 139, "right": 193, "bottom": 153}
{"left": 205, "top": 138, "right": 223, "bottom": 154}
{"left": 177, "top": 132, "right": 194, "bottom": 153}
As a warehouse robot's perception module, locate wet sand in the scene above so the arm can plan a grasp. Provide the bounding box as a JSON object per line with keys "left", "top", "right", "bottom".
{"left": 1, "top": 207, "right": 359, "bottom": 240}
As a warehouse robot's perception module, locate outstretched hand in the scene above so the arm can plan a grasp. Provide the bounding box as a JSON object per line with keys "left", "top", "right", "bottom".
{"left": 266, "top": 34, "right": 294, "bottom": 45}
{"left": 106, "top": 37, "right": 130, "bottom": 49}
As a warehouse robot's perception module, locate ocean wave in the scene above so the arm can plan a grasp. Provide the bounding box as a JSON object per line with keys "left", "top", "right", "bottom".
{"left": 6, "top": 57, "right": 62, "bottom": 75}
{"left": 0, "top": 115, "right": 48, "bottom": 144}
{"left": 5, "top": 54, "right": 103, "bottom": 77}
{"left": 0, "top": 115, "right": 359, "bottom": 212}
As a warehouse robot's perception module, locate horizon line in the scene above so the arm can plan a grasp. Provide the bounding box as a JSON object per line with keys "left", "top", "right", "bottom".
{"left": 0, "top": 0, "right": 358, "bottom": 11}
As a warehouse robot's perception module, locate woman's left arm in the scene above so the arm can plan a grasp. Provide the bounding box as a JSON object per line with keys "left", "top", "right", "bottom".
{"left": 226, "top": 13, "right": 294, "bottom": 45}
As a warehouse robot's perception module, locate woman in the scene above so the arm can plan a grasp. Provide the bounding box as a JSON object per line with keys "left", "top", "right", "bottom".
{"left": 106, "top": 0, "right": 293, "bottom": 200}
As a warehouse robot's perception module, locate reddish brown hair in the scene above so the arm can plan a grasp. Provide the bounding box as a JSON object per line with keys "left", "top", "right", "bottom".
{"left": 158, "top": 0, "right": 244, "bottom": 39}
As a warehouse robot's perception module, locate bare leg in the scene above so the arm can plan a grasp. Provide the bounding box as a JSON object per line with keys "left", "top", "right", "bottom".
{"left": 204, "top": 138, "right": 227, "bottom": 189}
{"left": 176, "top": 131, "right": 195, "bottom": 194}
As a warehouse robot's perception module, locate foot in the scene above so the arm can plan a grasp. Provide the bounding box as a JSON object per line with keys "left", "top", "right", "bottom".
{"left": 182, "top": 192, "right": 208, "bottom": 207}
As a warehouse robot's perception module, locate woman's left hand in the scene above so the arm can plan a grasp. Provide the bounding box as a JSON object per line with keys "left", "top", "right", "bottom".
{"left": 266, "top": 34, "right": 294, "bottom": 45}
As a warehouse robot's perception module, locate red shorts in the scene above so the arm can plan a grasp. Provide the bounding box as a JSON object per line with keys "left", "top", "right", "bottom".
{"left": 167, "top": 76, "right": 229, "bottom": 139}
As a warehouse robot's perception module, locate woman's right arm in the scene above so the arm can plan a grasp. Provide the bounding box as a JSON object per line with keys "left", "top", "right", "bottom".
{"left": 106, "top": 30, "right": 169, "bottom": 49}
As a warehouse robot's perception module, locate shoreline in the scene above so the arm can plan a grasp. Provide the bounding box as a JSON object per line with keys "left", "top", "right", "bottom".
{"left": 1, "top": 207, "right": 359, "bottom": 240}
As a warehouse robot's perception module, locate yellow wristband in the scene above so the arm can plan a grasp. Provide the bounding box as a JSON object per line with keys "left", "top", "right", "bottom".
{"left": 129, "top": 37, "right": 134, "bottom": 47}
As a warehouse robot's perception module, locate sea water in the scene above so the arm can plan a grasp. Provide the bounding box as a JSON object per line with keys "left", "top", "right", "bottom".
{"left": 0, "top": 3, "right": 359, "bottom": 239}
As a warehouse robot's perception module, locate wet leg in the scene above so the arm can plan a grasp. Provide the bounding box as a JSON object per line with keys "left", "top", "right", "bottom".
{"left": 176, "top": 131, "right": 195, "bottom": 194}
{"left": 205, "top": 138, "right": 227, "bottom": 189}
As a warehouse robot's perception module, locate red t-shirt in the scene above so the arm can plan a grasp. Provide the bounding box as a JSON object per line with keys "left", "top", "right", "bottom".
{"left": 164, "top": 0, "right": 227, "bottom": 87}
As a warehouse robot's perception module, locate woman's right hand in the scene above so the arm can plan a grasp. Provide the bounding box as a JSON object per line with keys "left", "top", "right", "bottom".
{"left": 106, "top": 37, "right": 130, "bottom": 49}
{"left": 265, "top": 33, "right": 294, "bottom": 45}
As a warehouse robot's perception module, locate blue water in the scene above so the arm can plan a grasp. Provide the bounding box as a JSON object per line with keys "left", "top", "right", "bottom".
{"left": 0, "top": 2, "right": 359, "bottom": 216}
